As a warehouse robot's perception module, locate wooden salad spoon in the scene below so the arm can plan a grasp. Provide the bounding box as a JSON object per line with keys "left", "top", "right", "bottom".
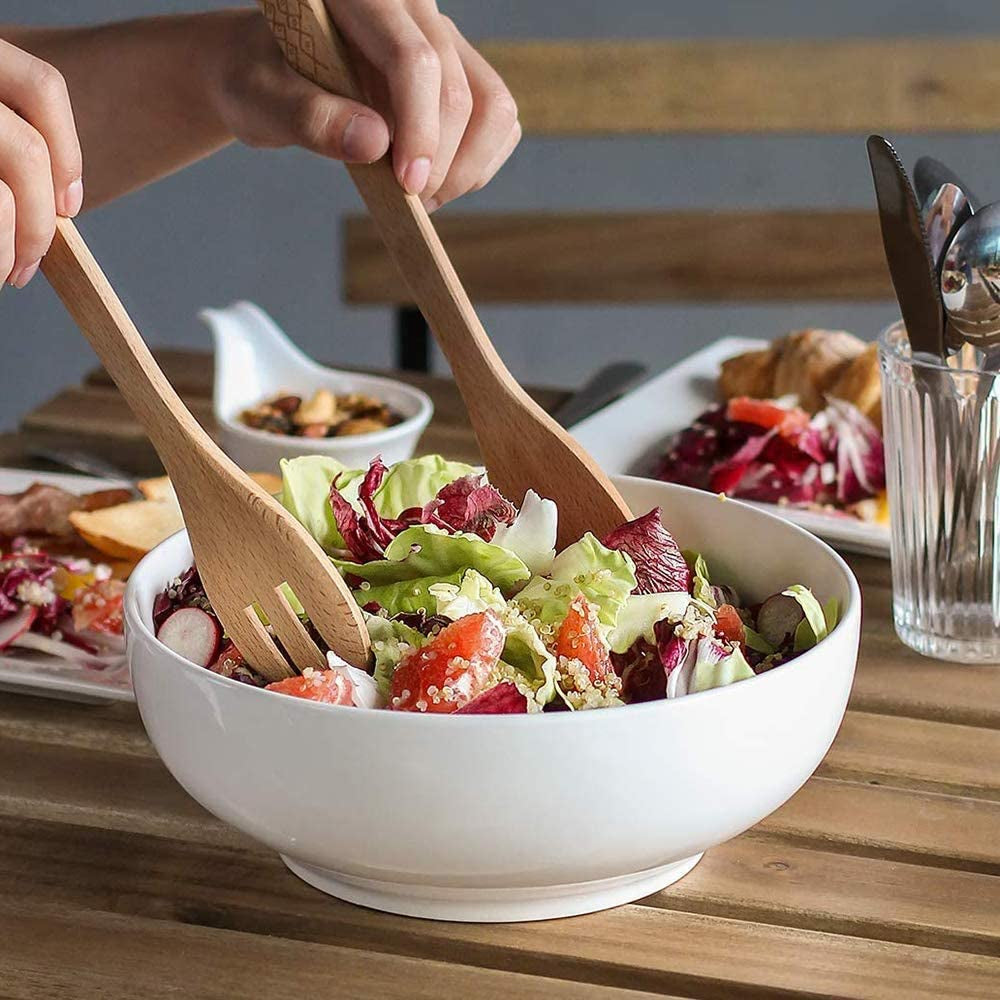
{"left": 41, "top": 218, "right": 370, "bottom": 681}
{"left": 259, "top": 0, "right": 634, "bottom": 547}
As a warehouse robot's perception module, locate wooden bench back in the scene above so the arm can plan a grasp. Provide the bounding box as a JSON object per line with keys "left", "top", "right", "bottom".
{"left": 343, "top": 38, "right": 1000, "bottom": 320}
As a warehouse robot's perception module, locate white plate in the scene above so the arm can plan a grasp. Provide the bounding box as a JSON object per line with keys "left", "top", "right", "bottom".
{"left": 0, "top": 467, "right": 133, "bottom": 703}
{"left": 571, "top": 337, "right": 891, "bottom": 558}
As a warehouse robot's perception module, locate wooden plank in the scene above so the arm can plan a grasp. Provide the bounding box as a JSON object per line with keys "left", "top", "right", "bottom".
{"left": 22, "top": 384, "right": 217, "bottom": 440}
{"left": 3, "top": 812, "right": 997, "bottom": 961}
{"left": 83, "top": 346, "right": 221, "bottom": 396}
{"left": 478, "top": 38, "right": 1000, "bottom": 134}
{"left": 661, "top": 833, "right": 1000, "bottom": 957}
{"left": 1, "top": 902, "right": 654, "bottom": 1000}
{"left": 1, "top": 823, "right": 998, "bottom": 1000}
{"left": 343, "top": 210, "right": 891, "bottom": 304}
{"left": 847, "top": 555, "right": 1000, "bottom": 728}
{"left": 0, "top": 732, "right": 240, "bottom": 849}
{"left": 818, "top": 711, "right": 1000, "bottom": 800}
{"left": 0, "top": 694, "right": 153, "bottom": 759}
{"left": 759, "top": 777, "right": 1000, "bottom": 874}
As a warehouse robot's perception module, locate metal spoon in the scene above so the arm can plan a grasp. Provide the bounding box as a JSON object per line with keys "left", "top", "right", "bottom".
{"left": 941, "top": 205, "right": 1000, "bottom": 348}
{"left": 922, "top": 183, "right": 972, "bottom": 279}
{"left": 914, "top": 156, "right": 981, "bottom": 213}
{"left": 921, "top": 183, "right": 973, "bottom": 352}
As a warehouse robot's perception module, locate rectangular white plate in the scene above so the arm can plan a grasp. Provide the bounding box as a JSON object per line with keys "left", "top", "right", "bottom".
{"left": 571, "top": 337, "right": 891, "bottom": 559}
{"left": 0, "top": 467, "right": 134, "bottom": 703}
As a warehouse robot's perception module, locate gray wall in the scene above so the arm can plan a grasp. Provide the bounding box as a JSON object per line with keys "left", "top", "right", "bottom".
{"left": 1, "top": 0, "right": 996, "bottom": 430}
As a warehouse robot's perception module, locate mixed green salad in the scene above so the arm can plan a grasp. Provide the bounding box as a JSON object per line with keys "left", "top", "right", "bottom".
{"left": 154, "top": 454, "right": 838, "bottom": 714}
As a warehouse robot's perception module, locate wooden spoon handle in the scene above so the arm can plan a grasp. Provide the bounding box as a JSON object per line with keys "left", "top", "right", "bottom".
{"left": 258, "top": 0, "right": 511, "bottom": 390}
{"left": 41, "top": 219, "right": 215, "bottom": 478}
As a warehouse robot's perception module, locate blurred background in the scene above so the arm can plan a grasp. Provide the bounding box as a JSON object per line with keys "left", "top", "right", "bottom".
{"left": 1, "top": 0, "right": 997, "bottom": 429}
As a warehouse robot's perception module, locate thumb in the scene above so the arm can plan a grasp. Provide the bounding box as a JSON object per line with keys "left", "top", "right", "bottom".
{"left": 246, "top": 59, "right": 390, "bottom": 163}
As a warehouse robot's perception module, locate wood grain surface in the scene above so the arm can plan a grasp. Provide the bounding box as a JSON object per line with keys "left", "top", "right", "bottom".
{"left": 2, "top": 353, "right": 999, "bottom": 999}
{"left": 343, "top": 210, "right": 892, "bottom": 305}
{"left": 477, "top": 38, "right": 1000, "bottom": 135}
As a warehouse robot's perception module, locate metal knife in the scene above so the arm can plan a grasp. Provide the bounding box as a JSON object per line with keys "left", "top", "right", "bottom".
{"left": 552, "top": 361, "right": 648, "bottom": 428}
{"left": 27, "top": 447, "right": 136, "bottom": 486}
{"left": 867, "top": 135, "right": 946, "bottom": 361}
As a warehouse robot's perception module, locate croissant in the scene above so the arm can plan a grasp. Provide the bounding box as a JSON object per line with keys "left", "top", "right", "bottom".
{"left": 719, "top": 329, "right": 870, "bottom": 415}
{"left": 771, "top": 329, "right": 866, "bottom": 413}
{"left": 718, "top": 348, "right": 774, "bottom": 401}
{"left": 827, "top": 342, "right": 882, "bottom": 428}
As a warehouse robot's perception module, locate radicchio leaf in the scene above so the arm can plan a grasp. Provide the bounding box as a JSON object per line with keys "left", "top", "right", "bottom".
{"left": 655, "top": 619, "right": 688, "bottom": 671}
{"left": 602, "top": 508, "right": 692, "bottom": 595}
{"left": 707, "top": 430, "right": 776, "bottom": 495}
{"left": 610, "top": 639, "right": 665, "bottom": 703}
{"left": 611, "top": 623, "right": 690, "bottom": 704}
{"left": 329, "top": 457, "right": 413, "bottom": 562}
{"left": 653, "top": 405, "right": 761, "bottom": 489}
{"left": 387, "top": 609, "right": 451, "bottom": 636}
{"left": 0, "top": 550, "right": 67, "bottom": 634}
{"left": 722, "top": 434, "right": 825, "bottom": 506}
{"left": 656, "top": 397, "right": 884, "bottom": 513}
{"left": 330, "top": 460, "right": 519, "bottom": 563}
{"left": 455, "top": 681, "right": 529, "bottom": 714}
{"left": 420, "top": 474, "right": 516, "bottom": 540}
{"left": 823, "top": 399, "right": 886, "bottom": 504}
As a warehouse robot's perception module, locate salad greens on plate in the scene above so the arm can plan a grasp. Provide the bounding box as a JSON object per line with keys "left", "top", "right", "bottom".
{"left": 153, "top": 454, "right": 836, "bottom": 714}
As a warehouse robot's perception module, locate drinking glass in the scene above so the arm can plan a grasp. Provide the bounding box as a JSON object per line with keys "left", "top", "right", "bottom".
{"left": 879, "top": 321, "right": 1000, "bottom": 662}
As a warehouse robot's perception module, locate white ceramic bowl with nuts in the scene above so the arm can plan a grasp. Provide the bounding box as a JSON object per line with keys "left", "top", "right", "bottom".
{"left": 204, "top": 301, "right": 433, "bottom": 474}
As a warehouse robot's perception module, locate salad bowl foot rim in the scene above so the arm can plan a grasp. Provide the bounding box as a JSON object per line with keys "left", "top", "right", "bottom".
{"left": 281, "top": 852, "right": 704, "bottom": 923}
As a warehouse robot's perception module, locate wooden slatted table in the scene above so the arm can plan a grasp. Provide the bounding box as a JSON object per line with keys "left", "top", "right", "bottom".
{"left": 2, "top": 351, "right": 999, "bottom": 999}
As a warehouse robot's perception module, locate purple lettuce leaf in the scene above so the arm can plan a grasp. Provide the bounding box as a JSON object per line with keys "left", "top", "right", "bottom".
{"left": 602, "top": 508, "right": 692, "bottom": 594}
{"left": 823, "top": 399, "right": 886, "bottom": 504}
{"left": 421, "top": 474, "right": 516, "bottom": 541}
{"left": 330, "top": 460, "right": 519, "bottom": 563}
{"left": 611, "top": 622, "right": 690, "bottom": 704}
{"left": 455, "top": 681, "right": 528, "bottom": 714}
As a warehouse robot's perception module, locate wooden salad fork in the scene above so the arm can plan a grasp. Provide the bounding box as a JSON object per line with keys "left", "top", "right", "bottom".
{"left": 41, "top": 218, "right": 370, "bottom": 681}
{"left": 259, "top": 0, "right": 634, "bottom": 547}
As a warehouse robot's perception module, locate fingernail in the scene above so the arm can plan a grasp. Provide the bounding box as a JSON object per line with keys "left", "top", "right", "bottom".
{"left": 11, "top": 260, "right": 40, "bottom": 288}
{"left": 424, "top": 197, "right": 440, "bottom": 213}
{"left": 401, "top": 157, "right": 431, "bottom": 195}
{"left": 64, "top": 178, "right": 84, "bottom": 218}
{"left": 342, "top": 114, "right": 377, "bottom": 163}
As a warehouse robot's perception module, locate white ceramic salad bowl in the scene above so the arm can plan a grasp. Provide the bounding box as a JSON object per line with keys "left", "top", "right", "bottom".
{"left": 204, "top": 301, "right": 432, "bottom": 472}
{"left": 125, "top": 476, "right": 860, "bottom": 922}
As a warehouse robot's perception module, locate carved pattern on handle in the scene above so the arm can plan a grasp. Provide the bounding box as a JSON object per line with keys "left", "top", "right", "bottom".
{"left": 260, "top": 0, "right": 328, "bottom": 84}
{"left": 259, "top": 0, "right": 360, "bottom": 98}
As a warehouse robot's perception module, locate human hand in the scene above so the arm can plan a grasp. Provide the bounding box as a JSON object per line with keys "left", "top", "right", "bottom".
{"left": 0, "top": 37, "right": 82, "bottom": 287}
{"left": 213, "top": 4, "right": 520, "bottom": 211}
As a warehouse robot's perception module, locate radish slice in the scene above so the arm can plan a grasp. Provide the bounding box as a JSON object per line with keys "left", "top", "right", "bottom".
{"left": 156, "top": 607, "right": 222, "bottom": 666}
{"left": 0, "top": 606, "right": 38, "bottom": 651}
